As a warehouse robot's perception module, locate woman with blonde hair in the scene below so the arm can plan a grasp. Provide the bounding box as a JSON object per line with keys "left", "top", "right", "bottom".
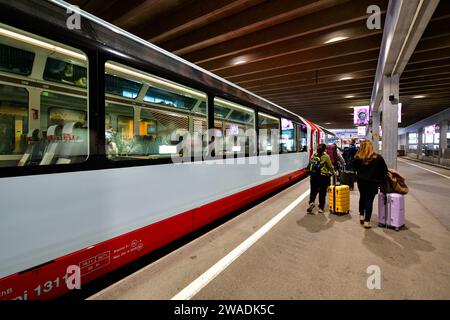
{"left": 353, "top": 140, "right": 388, "bottom": 228}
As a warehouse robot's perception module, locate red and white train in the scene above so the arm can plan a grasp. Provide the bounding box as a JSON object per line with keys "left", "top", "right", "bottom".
{"left": 0, "top": 0, "right": 332, "bottom": 300}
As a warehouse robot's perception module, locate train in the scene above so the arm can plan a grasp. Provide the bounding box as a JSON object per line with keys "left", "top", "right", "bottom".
{"left": 0, "top": 0, "right": 332, "bottom": 300}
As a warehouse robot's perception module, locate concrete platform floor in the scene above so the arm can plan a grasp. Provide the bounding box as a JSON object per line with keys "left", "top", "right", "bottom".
{"left": 89, "top": 158, "right": 450, "bottom": 300}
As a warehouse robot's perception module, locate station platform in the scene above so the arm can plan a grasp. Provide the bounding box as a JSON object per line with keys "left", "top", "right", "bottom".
{"left": 87, "top": 158, "right": 450, "bottom": 300}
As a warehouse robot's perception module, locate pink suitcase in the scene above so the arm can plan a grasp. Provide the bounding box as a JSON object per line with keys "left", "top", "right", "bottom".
{"left": 378, "top": 193, "right": 405, "bottom": 231}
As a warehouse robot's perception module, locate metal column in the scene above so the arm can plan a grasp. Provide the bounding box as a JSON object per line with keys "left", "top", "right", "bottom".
{"left": 381, "top": 75, "right": 399, "bottom": 169}
{"left": 439, "top": 119, "right": 448, "bottom": 164}
{"left": 371, "top": 110, "right": 381, "bottom": 153}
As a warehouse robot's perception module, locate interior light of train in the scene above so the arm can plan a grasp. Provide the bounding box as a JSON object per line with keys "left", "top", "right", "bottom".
{"left": 159, "top": 145, "right": 177, "bottom": 154}
{"left": 259, "top": 112, "right": 279, "bottom": 121}
{"left": 105, "top": 62, "right": 206, "bottom": 100}
{"left": 0, "top": 25, "right": 86, "bottom": 61}
{"left": 215, "top": 98, "right": 254, "bottom": 113}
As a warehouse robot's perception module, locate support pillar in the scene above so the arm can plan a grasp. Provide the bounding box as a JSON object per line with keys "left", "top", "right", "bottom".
{"left": 439, "top": 120, "right": 448, "bottom": 164}
{"left": 381, "top": 75, "right": 399, "bottom": 169}
{"left": 371, "top": 110, "right": 381, "bottom": 153}
{"left": 418, "top": 128, "right": 423, "bottom": 159}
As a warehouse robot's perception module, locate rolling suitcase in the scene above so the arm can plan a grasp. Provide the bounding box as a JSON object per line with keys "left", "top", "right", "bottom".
{"left": 329, "top": 175, "right": 350, "bottom": 215}
{"left": 340, "top": 170, "right": 355, "bottom": 190}
{"left": 378, "top": 193, "right": 405, "bottom": 231}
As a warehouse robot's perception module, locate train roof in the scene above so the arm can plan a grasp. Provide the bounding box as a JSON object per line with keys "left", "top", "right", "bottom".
{"left": 0, "top": 0, "right": 310, "bottom": 123}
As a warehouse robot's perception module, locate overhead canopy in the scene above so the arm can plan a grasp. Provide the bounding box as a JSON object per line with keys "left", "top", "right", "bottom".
{"left": 68, "top": 0, "right": 450, "bottom": 128}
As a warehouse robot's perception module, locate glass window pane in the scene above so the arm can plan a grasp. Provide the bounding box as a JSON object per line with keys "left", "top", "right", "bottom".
{"left": 43, "top": 57, "right": 87, "bottom": 88}
{"left": 0, "top": 24, "right": 89, "bottom": 167}
{"left": 258, "top": 112, "right": 280, "bottom": 153}
{"left": 144, "top": 85, "right": 197, "bottom": 110}
{"left": 213, "top": 98, "right": 255, "bottom": 156}
{"left": 105, "top": 103, "right": 134, "bottom": 159}
{"left": 40, "top": 92, "right": 88, "bottom": 165}
{"left": 0, "top": 43, "right": 35, "bottom": 76}
{"left": 0, "top": 85, "right": 28, "bottom": 167}
{"left": 105, "top": 74, "right": 142, "bottom": 99}
{"left": 297, "top": 123, "right": 307, "bottom": 152}
{"left": 281, "top": 118, "right": 295, "bottom": 153}
{"left": 105, "top": 61, "right": 207, "bottom": 161}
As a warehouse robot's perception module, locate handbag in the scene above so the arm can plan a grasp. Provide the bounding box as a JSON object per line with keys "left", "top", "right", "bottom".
{"left": 380, "top": 168, "right": 409, "bottom": 194}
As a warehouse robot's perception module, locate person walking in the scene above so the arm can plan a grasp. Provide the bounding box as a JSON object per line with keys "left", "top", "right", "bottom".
{"left": 352, "top": 140, "right": 388, "bottom": 229}
{"left": 307, "top": 143, "right": 335, "bottom": 214}
{"left": 343, "top": 139, "right": 357, "bottom": 171}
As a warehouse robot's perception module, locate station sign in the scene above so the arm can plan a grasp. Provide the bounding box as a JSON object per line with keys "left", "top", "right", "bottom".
{"left": 353, "top": 106, "right": 369, "bottom": 125}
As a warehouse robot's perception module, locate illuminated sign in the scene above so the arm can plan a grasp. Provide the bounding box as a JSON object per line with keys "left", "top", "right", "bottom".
{"left": 357, "top": 126, "right": 366, "bottom": 136}
{"left": 354, "top": 106, "right": 369, "bottom": 125}
{"left": 424, "top": 125, "right": 435, "bottom": 135}
{"left": 281, "top": 118, "right": 293, "bottom": 130}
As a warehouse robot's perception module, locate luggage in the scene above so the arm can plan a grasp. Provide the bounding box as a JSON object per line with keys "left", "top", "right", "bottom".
{"left": 340, "top": 170, "right": 356, "bottom": 190}
{"left": 329, "top": 175, "right": 350, "bottom": 215}
{"left": 326, "top": 145, "right": 337, "bottom": 166}
{"left": 378, "top": 193, "right": 405, "bottom": 231}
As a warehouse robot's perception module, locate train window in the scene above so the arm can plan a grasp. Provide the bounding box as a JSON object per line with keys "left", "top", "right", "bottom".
{"left": 297, "top": 123, "right": 307, "bottom": 152}
{"left": 0, "top": 24, "right": 89, "bottom": 168}
{"left": 0, "top": 84, "right": 28, "bottom": 167}
{"left": 213, "top": 98, "right": 255, "bottom": 156}
{"left": 258, "top": 112, "right": 280, "bottom": 154}
{"left": 105, "top": 61, "right": 207, "bottom": 161}
{"left": 105, "top": 74, "right": 142, "bottom": 99}
{"left": 43, "top": 57, "right": 87, "bottom": 88}
{"left": 281, "top": 118, "right": 296, "bottom": 153}
{"left": 0, "top": 43, "right": 35, "bottom": 76}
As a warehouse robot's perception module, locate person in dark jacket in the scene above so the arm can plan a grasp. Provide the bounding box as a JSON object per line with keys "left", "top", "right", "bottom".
{"left": 353, "top": 140, "right": 388, "bottom": 229}
{"left": 307, "top": 143, "right": 335, "bottom": 214}
{"left": 343, "top": 139, "right": 357, "bottom": 171}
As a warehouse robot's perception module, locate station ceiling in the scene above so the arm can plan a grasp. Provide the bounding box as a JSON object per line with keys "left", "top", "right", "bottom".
{"left": 69, "top": 0, "right": 450, "bottom": 128}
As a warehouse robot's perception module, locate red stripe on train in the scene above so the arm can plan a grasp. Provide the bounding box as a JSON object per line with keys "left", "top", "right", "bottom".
{"left": 0, "top": 169, "right": 306, "bottom": 300}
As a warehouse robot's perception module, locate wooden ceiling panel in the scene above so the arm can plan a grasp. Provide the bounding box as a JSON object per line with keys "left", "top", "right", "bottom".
{"left": 68, "top": 0, "right": 448, "bottom": 128}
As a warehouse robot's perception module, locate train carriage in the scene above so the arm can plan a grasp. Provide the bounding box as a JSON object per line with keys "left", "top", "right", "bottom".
{"left": 0, "top": 0, "right": 322, "bottom": 300}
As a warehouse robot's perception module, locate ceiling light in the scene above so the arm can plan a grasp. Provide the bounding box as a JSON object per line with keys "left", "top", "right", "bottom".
{"left": 234, "top": 60, "right": 247, "bottom": 65}
{"left": 345, "top": 95, "right": 355, "bottom": 98}
{"left": 324, "top": 36, "right": 349, "bottom": 44}
{"left": 340, "top": 76, "right": 353, "bottom": 81}
{"left": 325, "top": 122, "right": 332, "bottom": 125}
{"left": 412, "top": 95, "right": 426, "bottom": 99}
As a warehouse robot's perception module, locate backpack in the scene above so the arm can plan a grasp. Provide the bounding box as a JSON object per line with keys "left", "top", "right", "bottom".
{"left": 326, "top": 145, "right": 337, "bottom": 165}
{"left": 307, "top": 154, "right": 322, "bottom": 175}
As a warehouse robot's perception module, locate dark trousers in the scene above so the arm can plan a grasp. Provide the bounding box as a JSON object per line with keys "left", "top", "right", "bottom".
{"left": 309, "top": 174, "right": 330, "bottom": 209}
{"left": 357, "top": 179, "right": 379, "bottom": 222}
